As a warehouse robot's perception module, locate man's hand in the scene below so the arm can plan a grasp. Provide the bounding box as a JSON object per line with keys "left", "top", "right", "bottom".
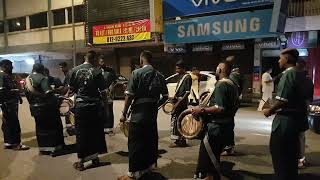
{"left": 120, "top": 114, "right": 126, "bottom": 123}
{"left": 263, "top": 108, "right": 273, "bottom": 117}
{"left": 192, "top": 107, "right": 203, "bottom": 116}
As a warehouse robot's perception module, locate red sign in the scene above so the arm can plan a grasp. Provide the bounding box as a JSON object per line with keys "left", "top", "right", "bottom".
{"left": 93, "top": 19, "right": 151, "bottom": 44}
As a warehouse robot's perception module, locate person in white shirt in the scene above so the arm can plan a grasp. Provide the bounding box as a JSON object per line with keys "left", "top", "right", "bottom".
{"left": 258, "top": 68, "right": 274, "bottom": 111}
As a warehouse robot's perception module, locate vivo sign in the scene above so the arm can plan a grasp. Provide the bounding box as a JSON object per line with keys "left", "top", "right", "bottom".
{"left": 192, "top": 0, "right": 238, "bottom": 7}
{"left": 163, "top": 0, "right": 274, "bottom": 19}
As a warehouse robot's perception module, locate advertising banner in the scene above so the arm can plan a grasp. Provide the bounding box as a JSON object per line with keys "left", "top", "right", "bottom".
{"left": 93, "top": 19, "right": 151, "bottom": 45}
{"left": 163, "top": 0, "right": 274, "bottom": 19}
{"left": 164, "top": 9, "right": 276, "bottom": 44}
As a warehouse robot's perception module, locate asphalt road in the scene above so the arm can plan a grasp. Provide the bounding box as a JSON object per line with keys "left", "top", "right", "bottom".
{"left": 0, "top": 99, "right": 320, "bottom": 180}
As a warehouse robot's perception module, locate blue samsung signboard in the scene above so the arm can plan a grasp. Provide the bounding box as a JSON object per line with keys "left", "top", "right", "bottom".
{"left": 164, "top": 9, "right": 276, "bottom": 44}
{"left": 163, "top": 0, "right": 274, "bottom": 19}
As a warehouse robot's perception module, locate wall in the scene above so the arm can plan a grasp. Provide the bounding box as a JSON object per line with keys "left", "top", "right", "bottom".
{"left": 307, "top": 47, "right": 320, "bottom": 97}
{"left": 7, "top": 29, "right": 49, "bottom": 46}
{"left": 285, "top": 16, "right": 320, "bottom": 32}
{"left": 0, "top": 0, "right": 3, "bottom": 20}
{"left": 52, "top": 24, "right": 85, "bottom": 42}
{"left": 51, "top": 0, "right": 83, "bottom": 10}
{"left": 6, "top": 0, "right": 48, "bottom": 18}
{"left": 0, "top": 35, "right": 4, "bottom": 47}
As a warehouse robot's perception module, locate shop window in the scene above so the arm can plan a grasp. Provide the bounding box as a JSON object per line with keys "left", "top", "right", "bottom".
{"left": 68, "top": 5, "right": 85, "bottom": 24}
{"left": 30, "top": 12, "right": 48, "bottom": 29}
{"left": 0, "top": 21, "right": 4, "bottom": 34}
{"left": 8, "top": 17, "right": 26, "bottom": 32}
{"left": 53, "top": 9, "right": 66, "bottom": 26}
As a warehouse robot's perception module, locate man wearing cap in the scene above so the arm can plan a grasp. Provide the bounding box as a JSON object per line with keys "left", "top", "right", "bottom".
{"left": 263, "top": 49, "right": 309, "bottom": 180}
{"left": 169, "top": 60, "right": 192, "bottom": 148}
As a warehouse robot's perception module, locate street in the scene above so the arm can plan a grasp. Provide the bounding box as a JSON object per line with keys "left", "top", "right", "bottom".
{"left": 0, "top": 99, "right": 320, "bottom": 180}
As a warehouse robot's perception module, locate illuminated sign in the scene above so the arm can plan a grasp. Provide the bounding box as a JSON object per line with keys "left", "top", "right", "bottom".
{"left": 92, "top": 19, "right": 151, "bottom": 45}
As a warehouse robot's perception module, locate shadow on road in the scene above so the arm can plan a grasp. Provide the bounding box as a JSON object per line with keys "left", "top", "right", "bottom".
{"left": 0, "top": 149, "right": 17, "bottom": 179}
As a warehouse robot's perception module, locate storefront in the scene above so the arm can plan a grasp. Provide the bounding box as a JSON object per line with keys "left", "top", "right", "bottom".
{"left": 163, "top": 0, "right": 287, "bottom": 101}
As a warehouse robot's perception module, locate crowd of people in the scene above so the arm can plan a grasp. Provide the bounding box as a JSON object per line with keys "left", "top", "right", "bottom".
{"left": 0, "top": 48, "right": 314, "bottom": 180}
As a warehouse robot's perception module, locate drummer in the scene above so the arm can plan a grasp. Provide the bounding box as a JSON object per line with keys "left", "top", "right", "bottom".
{"left": 191, "top": 61, "right": 239, "bottom": 180}
{"left": 169, "top": 60, "right": 192, "bottom": 148}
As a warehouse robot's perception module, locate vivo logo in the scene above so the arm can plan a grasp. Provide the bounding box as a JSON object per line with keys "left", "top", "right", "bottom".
{"left": 192, "top": 0, "right": 237, "bottom": 7}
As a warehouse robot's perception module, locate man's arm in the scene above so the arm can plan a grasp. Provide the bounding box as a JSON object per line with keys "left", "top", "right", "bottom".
{"left": 121, "top": 95, "right": 134, "bottom": 122}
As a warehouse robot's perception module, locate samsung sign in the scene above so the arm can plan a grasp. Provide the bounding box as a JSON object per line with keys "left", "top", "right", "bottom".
{"left": 163, "top": 0, "right": 274, "bottom": 19}
{"left": 164, "top": 9, "right": 276, "bottom": 44}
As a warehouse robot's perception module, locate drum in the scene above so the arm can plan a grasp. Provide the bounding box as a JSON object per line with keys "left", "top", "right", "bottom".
{"left": 162, "top": 99, "right": 175, "bottom": 115}
{"left": 120, "top": 121, "right": 130, "bottom": 137}
{"left": 59, "top": 98, "right": 74, "bottom": 116}
{"left": 177, "top": 109, "right": 205, "bottom": 140}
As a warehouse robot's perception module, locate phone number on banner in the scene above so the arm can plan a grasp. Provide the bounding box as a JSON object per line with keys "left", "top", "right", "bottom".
{"left": 106, "top": 35, "right": 135, "bottom": 43}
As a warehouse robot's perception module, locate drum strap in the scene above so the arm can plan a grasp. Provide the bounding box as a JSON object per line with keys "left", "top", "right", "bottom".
{"left": 203, "top": 134, "right": 221, "bottom": 173}
{"left": 175, "top": 73, "right": 190, "bottom": 94}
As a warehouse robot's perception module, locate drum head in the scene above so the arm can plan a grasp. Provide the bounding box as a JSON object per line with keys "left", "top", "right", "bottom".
{"left": 69, "top": 112, "right": 75, "bottom": 126}
{"left": 179, "top": 114, "right": 203, "bottom": 140}
{"left": 59, "top": 100, "right": 71, "bottom": 115}
{"left": 163, "top": 102, "right": 174, "bottom": 114}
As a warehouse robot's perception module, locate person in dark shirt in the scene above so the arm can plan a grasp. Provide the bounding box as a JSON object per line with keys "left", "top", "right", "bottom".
{"left": 68, "top": 50, "right": 108, "bottom": 171}
{"left": 44, "top": 68, "right": 63, "bottom": 91}
{"left": 192, "top": 61, "right": 239, "bottom": 180}
{"left": 98, "top": 55, "right": 117, "bottom": 134}
{"left": 118, "top": 50, "right": 168, "bottom": 180}
{"left": 25, "top": 63, "right": 64, "bottom": 155}
{"left": 263, "top": 49, "right": 309, "bottom": 180}
{"left": 0, "top": 60, "right": 29, "bottom": 151}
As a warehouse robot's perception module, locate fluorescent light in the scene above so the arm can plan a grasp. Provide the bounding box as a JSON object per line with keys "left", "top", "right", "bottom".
{"left": 25, "top": 58, "right": 35, "bottom": 65}
{"left": 297, "top": 49, "right": 308, "bottom": 57}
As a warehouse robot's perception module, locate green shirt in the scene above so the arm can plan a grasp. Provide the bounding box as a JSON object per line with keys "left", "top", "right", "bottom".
{"left": 272, "top": 67, "right": 309, "bottom": 133}
{"left": 0, "top": 71, "right": 20, "bottom": 104}
{"left": 25, "top": 73, "right": 52, "bottom": 105}
{"left": 207, "top": 78, "right": 239, "bottom": 123}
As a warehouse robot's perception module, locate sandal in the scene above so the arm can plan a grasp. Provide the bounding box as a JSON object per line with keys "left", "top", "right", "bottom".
{"left": 117, "top": 175, "right": 134, "bottom": 180}
{"left": 92, "top": 158, "right": 100, "bottom": 166}
{"left": 73, "top": 162, "right": 85, "bottom": 171}
{"left": 12, "top": 144, "right": 30, "bottom": 151}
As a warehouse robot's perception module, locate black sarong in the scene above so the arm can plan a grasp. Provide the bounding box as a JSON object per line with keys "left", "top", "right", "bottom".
{"left": 128, "top": 103, "right": 158, "bottom": 175}
{"left": 33, "top": 105, "right": 65, "bottom": 152}
{"left": 74, "top": 103, "right": 107, "bottom": 160}
{"left": 196, "top": 122, "right": 234, "bottom": 179}
{"left": 1, "top": 103, "right": 21, "bottom": 145}
{"left": 103, "top": 102, "right": 114, "bottom": 129}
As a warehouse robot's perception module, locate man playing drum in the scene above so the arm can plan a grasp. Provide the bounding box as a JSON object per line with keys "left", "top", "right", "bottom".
{"left": 169, "top": 60, "right": 192, "bottom": 148}
{"left": 118, "top": 51, "right": 168, "bottom": 180}
{"left": 192, "top": 61, "right": 239, "bottom": 180}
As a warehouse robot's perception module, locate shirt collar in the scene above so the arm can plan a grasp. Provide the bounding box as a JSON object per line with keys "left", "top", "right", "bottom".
{"left": 284, "top": 66, "right": 294, "bottom": 73}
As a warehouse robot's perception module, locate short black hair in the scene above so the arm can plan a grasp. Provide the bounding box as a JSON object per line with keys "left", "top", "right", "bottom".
{"left": 59, "top": 62, "right": 68, "bottom": 68}
{"left": 140, "top": 50, "right": 153, "bottom": 63}
{"left": 281, "top": 48, "right": 299, "bottom": 65}
{"left": 44, "top": 67, "right": 50, "bottom": 76}
{"left": 98, "top": 54, "right": 105, "bottom": 60}
{"left": 0, "top": 59, "right": 12, "bottom": 67}
{"left": 32, "top": 63, "right": 45, "bottom": 74}
{"left": 221, "top": 60, "right": 232, "bottom": 76}
{"left": 86, "top": 50, "right": 97, "bottom": 61}
{"left": 176, "top": 60, "right": 187, "bottom": 70}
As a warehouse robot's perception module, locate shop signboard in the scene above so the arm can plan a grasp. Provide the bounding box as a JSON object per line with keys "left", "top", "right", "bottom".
{"left": 287, "top": 31, "right": 318, "bottom": 49}
{"left": 92, "top": 19, "right": 151, "bottom": 45}
{"left": 164, "top": 9, "right": 276, "bottom": 44}
{"left": 164, "top": 44, "right": 187, "bottom": 53}
{"left": 163, "top": 0, "right": 274, "bottom": 19}
{"left": 192, "top": 44, "right": 213, "bottom": 52}
{"left": 222, "top": 42, "right": 245, "bottom": 50}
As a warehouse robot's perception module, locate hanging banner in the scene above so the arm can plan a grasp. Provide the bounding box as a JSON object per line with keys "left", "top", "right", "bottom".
{"left": 163, "top": 0, "right": 274, "bottom": 19}
{"left": 92, "top": 19, "right": 151, "bottom": 45}
{"left": 164, "top": 9, "right": 276, "bottom": 44}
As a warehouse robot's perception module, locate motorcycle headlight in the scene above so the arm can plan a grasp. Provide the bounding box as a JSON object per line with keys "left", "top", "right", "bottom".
{"left": 309, "top": 105, "right": 320, "bottom": 114}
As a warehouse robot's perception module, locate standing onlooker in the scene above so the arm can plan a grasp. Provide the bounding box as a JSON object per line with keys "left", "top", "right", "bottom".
{"left": 25, "top": 63, "right": 65, "bottom": 156}
{"left": 59, "top": 62, "right": 70, "bottom": 86}
{"left": 118, "top": 50, "right": 168, "bottom": 180}
{"left": 258, "top": 68, "right": 274, "bottom": 111}
{"left": 68, "top": 51, "right": 107, "bottom": 171}
{"left": 98, "top": 55, "right": 117, "bottom": 134}
{"left": 296, "top": 60, "right": 314, "bottom": 169}
{"left": 263, "top": 49, "right": 309, "bottom": 180}
{"left": 0, "top": 60, "right": 29, "bottom": 151}
{"left": 189, "top": 67, "right": 200, "bottom": 106}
